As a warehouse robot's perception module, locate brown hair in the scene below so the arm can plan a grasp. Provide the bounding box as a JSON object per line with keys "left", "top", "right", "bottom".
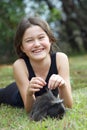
{"left": 14, "top": 16, "right": 57, "bottom": 58}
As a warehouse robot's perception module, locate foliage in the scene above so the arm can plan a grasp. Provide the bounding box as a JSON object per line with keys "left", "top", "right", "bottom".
{"left": 30, "top": 0, "right": 87, "bottom": 53}
{"left": 0, "top": 0, "right": 87, "bottom": 63}
{"left": 0, "top": 0, "right": 26, "bottom": 63}
{"left": 60, "top": 0, "right": 87, "bottom": 52}
{"left": 0, "top": 55, "right": 87, "bottom": 130}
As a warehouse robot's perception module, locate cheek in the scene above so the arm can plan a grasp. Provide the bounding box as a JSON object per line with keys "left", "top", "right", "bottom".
{"left": 43, "top": 39, "right": 51, "bottom": 47}
{"left": 21, "top": 44, "right": 32, "bottom": 53}
{"left": 45, "top": 41, "right": 51, "bottom": 50}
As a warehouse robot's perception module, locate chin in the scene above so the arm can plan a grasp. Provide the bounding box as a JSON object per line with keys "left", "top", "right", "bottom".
{"left": 32, "top": 53, "right": 47, "bottom": 61}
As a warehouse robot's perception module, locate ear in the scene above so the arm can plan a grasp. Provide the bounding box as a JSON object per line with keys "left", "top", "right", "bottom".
{"left": 51, "top": 99, "right": 64, "bottom": 104}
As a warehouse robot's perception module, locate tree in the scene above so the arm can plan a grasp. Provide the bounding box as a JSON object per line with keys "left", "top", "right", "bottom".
{"left": 1, "top": 0, "right": 87, "bottom": 64}
{"left": 60, "top": 0, "right": 87, "bottom": 52}
{"left": 0, "top": 0, "right": 26, "bottom": 63}
{"left": 29, "top": 0, "right": 87, "bottom": 54}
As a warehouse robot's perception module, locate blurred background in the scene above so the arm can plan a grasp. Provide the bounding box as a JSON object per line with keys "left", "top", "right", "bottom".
{"left": 0, "top": 0, "right": 87, "bottom": 64}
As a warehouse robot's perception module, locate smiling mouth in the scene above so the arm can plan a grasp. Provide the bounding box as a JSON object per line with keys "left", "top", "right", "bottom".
{"left": 32, "top": 48, "right": 44, "bottom": 53}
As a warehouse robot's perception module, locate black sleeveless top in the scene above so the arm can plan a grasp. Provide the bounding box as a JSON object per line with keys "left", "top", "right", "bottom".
{"left": 24, "top": 53, "right": 59, "bottom": 97}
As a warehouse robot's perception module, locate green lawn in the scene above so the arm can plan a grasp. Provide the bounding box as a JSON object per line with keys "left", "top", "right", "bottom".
{"left": 0, "top": 54, "right": 87, "bottom": 130}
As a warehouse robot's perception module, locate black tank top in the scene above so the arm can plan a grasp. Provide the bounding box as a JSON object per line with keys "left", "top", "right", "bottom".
{"left": 24, "top": 53, "right": 58, "bottom": 97}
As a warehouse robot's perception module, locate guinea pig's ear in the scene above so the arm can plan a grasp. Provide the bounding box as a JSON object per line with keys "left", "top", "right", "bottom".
{"left": 51, "top": 99, "right": 64, "bottom": 104}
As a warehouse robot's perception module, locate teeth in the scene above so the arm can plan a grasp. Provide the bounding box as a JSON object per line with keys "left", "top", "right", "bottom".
{"left": 32, "top": 48, "right": 44, "bottom": 53}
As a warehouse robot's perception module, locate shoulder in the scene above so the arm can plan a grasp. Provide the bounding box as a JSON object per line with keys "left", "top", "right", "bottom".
{"left": 13, "top": 58, "right": 28, "bottom": 75}
{"left": 56, "top": 52, "right": 69, "bottom": 69}
{"left": 56, "top": 52, "right": 69, "bottom": 63}
{"left": 56, "top": 52, "right": 68, "bottom": 59}
{"left": 13, "top": 58, "right": 25, "bottom": 68}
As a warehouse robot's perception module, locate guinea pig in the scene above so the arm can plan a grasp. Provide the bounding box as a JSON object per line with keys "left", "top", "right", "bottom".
{"left": 29, "top": 88, "right": 66, "bottom": 121}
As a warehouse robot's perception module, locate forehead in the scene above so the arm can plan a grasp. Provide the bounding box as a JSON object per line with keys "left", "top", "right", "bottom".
{"left": 23, "top": 25, "right": 46, "bottom": 38}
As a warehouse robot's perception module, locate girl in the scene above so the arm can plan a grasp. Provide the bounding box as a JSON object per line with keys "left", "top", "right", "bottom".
{"left": 0, "top": 16, "right": 73, "bottom": 113}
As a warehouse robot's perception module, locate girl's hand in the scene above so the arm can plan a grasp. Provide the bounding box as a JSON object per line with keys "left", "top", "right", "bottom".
{"left": 28, "top": 77, "right": 46, "bottom": 96}
{"left": 48, "top": 74, "right": 65, "bottom": 90}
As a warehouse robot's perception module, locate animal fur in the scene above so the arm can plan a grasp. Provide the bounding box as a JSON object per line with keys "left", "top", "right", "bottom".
{"left": 29, "top": 89, "right": 66, "bottom": 121}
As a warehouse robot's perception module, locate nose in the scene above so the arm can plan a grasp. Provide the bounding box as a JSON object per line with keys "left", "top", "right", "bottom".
{"left": 34, "top": 39, "right": 40, "bottom": 46}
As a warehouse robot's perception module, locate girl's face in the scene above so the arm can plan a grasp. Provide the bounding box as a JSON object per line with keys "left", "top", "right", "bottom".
{"left": 21, "top": 25, "right": 51, "bottom": 61}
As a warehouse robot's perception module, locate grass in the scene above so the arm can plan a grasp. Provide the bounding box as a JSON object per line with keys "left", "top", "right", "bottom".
{"left": 0, "top": 54, "right": 87, "bottom": 130}
{"left": 69, "top": 54, "right": 87, "bottom": 89}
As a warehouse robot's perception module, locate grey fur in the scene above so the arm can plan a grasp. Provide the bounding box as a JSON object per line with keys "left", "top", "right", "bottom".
{"left": 29, "top": 89, "right": 66, "bottom": 121}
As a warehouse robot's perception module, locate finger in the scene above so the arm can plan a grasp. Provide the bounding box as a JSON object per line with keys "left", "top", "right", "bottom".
{"left": 53, "top": 80, "right": 61, "bottom": 89}
{"left": 29, "top": 88, "right": 40, "bottom": 92}
{"left": 28, "top": 87, "right": 40, "bottom": 95}
{"left": 48, "top": 75, "right": 64, "bottom": 89}
{"left": 58, "top": 80, "right": 65, "bottom": 87}
{"left": 31, "top": 77, "right": 46, "bottom": 86}
{"left": 48, "top": 75, "right": 57, "bottom": 89}
{"left": 36, "top": 77, "right": 47, "bottom": 85}
{"left": 30, "top": 83, "right": 44, "bottom": 90}
{"left": 28, "top": 84, "right": 43, "bottom": 94}
{"left": 50, "top": 78, "right": 61, "bottom": 89}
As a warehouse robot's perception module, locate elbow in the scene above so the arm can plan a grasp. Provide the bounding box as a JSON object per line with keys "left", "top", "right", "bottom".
{"left": 24, "top": 100, "right": 34, "bottom": 114}
{"left": 25, "top": 107, "right": 29, "bottom": 113}
{"left": 65, "top": 103, "right": 73, "bottom": 109}
{"left": 66, "top": 100, "right": 73, "bottom": 109}
{"left": 67, "top": 103, "right": 73, "bottom": 109}
{"left": 24, "top": 103, "right": 31, "bottom": 113}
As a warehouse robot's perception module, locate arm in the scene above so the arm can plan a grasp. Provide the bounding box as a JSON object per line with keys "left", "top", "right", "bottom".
{"left": 13, "top": 59, "right": 46, "bottom": 113}
{"left": 13, "top": 59, "right": 34, "bottom": 113}
{"left": 57, "top": 53, "right": 73, "bottom": 108}
{"left": 48, "top": 52, "right": 73, "bottom": 108}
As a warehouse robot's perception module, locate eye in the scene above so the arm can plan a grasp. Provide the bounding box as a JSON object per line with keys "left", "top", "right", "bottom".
{"left": 39, "top": 35, "right": 45, "bottom": 40}
{"left": 26, "top": 39, "right": 33, "bottom": 43}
